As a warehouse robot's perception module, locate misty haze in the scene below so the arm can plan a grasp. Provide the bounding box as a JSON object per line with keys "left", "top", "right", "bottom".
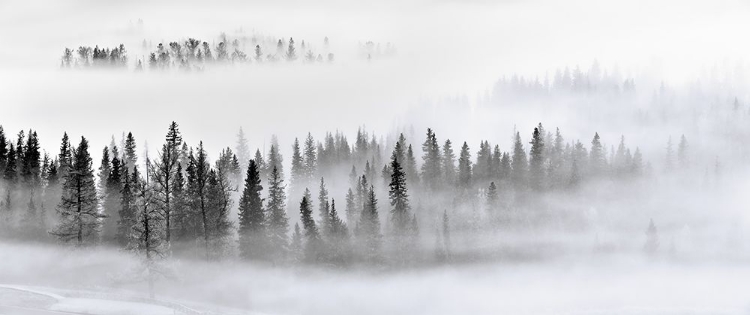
{"left": 1, "top": 0, "right": 750, "bottom": 314}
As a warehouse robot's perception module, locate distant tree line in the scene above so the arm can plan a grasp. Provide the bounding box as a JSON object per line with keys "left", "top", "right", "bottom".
{"left": 61, "top": 36, "right": 336, "bottom": 71}
{"left": 0, "top": 122, "right": 694, "bottom": 267}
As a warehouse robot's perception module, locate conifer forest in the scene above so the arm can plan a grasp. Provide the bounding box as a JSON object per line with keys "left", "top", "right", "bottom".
{"left": 2, "top": 0, "right": 750, "bottom": 314}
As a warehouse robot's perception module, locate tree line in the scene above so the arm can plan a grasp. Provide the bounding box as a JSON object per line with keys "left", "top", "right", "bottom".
{"left": 61, "top": 36, "right": 335, "bottom": 71}
{"left": 0, "top": 122, "right": 687, "bottom": 268}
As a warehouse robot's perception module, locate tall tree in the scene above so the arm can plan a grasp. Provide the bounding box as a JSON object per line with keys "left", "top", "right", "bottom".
{"left": 389, "top": 151, "right": 411, "bottom": 238}
{"left": 442, "top": 139, "right": 456, "bottom": 185}
{"left": 457, "top": 142, "right": 472, "bottom": 189}
{"left": 421, "top": 128, "right": 442, "bottom": 189}
{"left": 266, "top": 165, "right": 289, "bottom": 263}
{"left": 299, "top": 193, "right": 322, "bottom": 262}
{"left": 51, "top": 137, "right": 103, "bottom": 246}
{"left": 511, "top": 132, "right": 528, "bottom": 189}
{"left": 589, "top": 132, "right": 605, "bottom": 177}
{"left": 528, "top": 126, "right": 545, "bottom": 190}
{"left": 149, "top": 123, "right": 183, "bottom": 244}
{"left": 235, "top": 127, "right": 251, "bottom": 173}
{"left": 357, "top": 185, "right": 381, "bottom": 262}
{"left": 238, "top": 160, "right": 266, "bottom": 260}
{"left": 317, "top": 177, "right": 330, "bottom": 234}
{"left": 677, "top": 135, "right": 689, "bottom": 169}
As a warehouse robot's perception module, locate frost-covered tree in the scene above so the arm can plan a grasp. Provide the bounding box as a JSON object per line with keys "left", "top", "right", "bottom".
{"left": 51, "top": 137, "right": 103, "bottom": 246}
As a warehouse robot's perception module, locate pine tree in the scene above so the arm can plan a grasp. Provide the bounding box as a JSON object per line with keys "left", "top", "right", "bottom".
{"left": 442, "top": 139, "right": 456, "bottom": 184}
{"left": 117, "top": 167, "right": 137, "bottom": 247}
{"left": 327, "top": 199, "right": 350, "bottom": 265}
{"left": 631, "top": 148, "right": 644, "bottom": 175}
{"left": 421, "top": 128, "right": 442, "bottom": 189}
{"left": 528, "top": 126, "right": 545, "bottom": 190}
{"left": 486, "top": 182, "right": 498, "bottom": 210}
{"left": 102, "top": 152, "right": 120, "bottom": 242}
{"left": 205, "top": 169, "right": 233, "bottom": 259}
{"left": 389, "top": 151, "right": 411, "bottom": 238}
{"left": 404, "top": 145, "right": 419, "bottom": 185}
{"left": 511, "top": 132, "right": 528, "bottom": 189}
{"left": 51, "top": 137, "right": 103, "bottom": 246}
{"left": 318, "top": 177, "right": 330, "bottom": 235}
{"left": 0, "top": 126, "right": 7, "bottom": 173}
{"left": 238, "top": 160, "right": 266, "bottom": 260}
{"left": 148, "top": 122, "right": 182, "bottom": 242}
{"left": 303, "top": 133, "right": 317, "bottom": 181}
{"left": 299, "top": 193, "right": 322, "bottom": 262}
{"left": 457, "top": 142, "right": 472, "bottom": 188}
{"left": 3, "top": 144, "right": 16, "bottom": 224}
{"left": 267, "top": 137, "right": 284, "bottom": 179}
{"left": 58, "top": 133, "right": 72, "bottom": 178}
{"left": 266, "top": 165, "right": 289, "bottom": 263}
{"left": 286, "top": 37, "right": 297, "bottom": 61}
{"left": 357, "top": 185, "right": 381, "bottom": 261}
{"left": 290, "top": 138, "right": 304, "bottom": 190}
{"left": 290, "top": 223, "right": 303, "bottom": 263}
{"left": 345, "top": 188, "right": 356, "bottom": 226}
{"left": 130, "top": 161, "right": 167, "bottom": 299}
{"left": 235, "top": 127, "right": 251, "bottom": 173}
{"left": 589, "top": 132, "right": 605, "bottom": 177}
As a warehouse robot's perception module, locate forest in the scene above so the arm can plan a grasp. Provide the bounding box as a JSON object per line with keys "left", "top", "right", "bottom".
{"left": 1, "top": 113, "right": 690, "bottom": 269}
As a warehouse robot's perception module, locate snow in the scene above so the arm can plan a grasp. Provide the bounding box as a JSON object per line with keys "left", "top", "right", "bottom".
{"left": 50, "top": 298, "right": 175, "bottom": 315}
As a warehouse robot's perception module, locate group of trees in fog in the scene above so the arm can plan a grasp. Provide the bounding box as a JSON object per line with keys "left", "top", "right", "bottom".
{"left": 61, "top": 36, "right": 336, "bottom": 71}
{"left": 1, "top": 121, "right": 696, "bottom": 269}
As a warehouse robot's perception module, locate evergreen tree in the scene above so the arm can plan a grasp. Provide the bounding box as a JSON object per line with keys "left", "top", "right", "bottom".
{"left": 124, "top": 132, "right": 138, "bottom": 171}
{"left": 318, "top": 177, "right": 330, "bottom": 234}
{"left": 442, "top": 209, "right": 451, "bottom": 259}
{"left": 299, "top": 193, "right": 322, "bottom": 262}
{"left": 357, "top": 185, "right": 381, "bottom": 261}
{"left": 3, "top": 144, "right": 16, "bottom": 223}
{"left": 117, "top": 167, "right": 137, "bottom": 247}
{"left": 290, "top": 223, "right": 303, "bottom": 263}
{"left": 486, "top": 182, "right": 498, "bottom": 210}
{"left": 631, "top": 148, "right": 644, "bottom": 175}
{"left": 51, "top": 137, "right": 103, "bottom": 246}
{"left": 345, "top": 188, "right": 356, "bottom": 226}
{"left": 404, "top": 145, "right": 419, "bottom": 185}
{"left": 589, "top": 132, "right": 606, "bottom": 177}
{"left": 149, "top": 122, "right": 182, "bottom": 243}
{"left": 327, "top": 199, "right": 350, "bottom": 265}
{"left": 286, "top": 37, "right": 297, "bottom": 61}
{"left": 421, "top": 128, "right": 442, "bottom": 189}
{"left": 102, "top": 154, "right": 121, "bottom": 242}
{"left": 58, "top": 133, "right": 72, "bottom": 178}
{"left": 528, "top": 126, "right": 545, "bottom": 190}
{"left": 266, "top": 166, "right": 289, "bottom": 263}
{"left": 303, "top": 133, "right": 317, "bottom": 181}
{"left": 457, "top": 142, "right": 472, "bottom": 188}
{"left": 442, "top": 139, "right": 456, "bottom": 184}
{"left": 0, "top": 126, "right": 7, "bottom": 173}
{"left": 290, "top": 138, "right": 304, "bottom": 190}
{"left": 236, "top": 127, "right": 251, "bottom": 173}
{"left": 389, "top": 152, "right": 411, "bottom": 238}
{"left": 238, "top": 160, "right": 266, "bottom": 260}
{"left": 511, "top": 132, "right": 528, "bottom": 189}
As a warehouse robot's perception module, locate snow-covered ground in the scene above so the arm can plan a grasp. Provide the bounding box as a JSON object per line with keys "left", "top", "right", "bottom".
{"left": 0, "top": 286, "right": 186, "bottom": 315}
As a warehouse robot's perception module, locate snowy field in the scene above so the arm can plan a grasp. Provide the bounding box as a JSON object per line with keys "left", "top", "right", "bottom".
{"left": 1, "top": 242, "right": 750, "bottom": 315}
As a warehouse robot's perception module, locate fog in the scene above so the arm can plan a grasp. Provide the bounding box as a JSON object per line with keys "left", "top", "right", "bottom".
{"left": 1, "top": 0, "right": 750, "bottom": 314}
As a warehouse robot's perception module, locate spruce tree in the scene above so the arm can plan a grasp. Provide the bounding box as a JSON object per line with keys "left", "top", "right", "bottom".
{"left": 51, "top": 137, "right": 103, "bottom": 246}
{"left": 266, "top": 165, "right": 289, "bottom": 263}
{"left": 511, "top": 132, "right": 528, "bottom": 189}
{"left": 457, "top": 142, "right": 472, "bottom": 188}
{"left": 486, "top": 182, "right": 498, "bottom": 210}
{"left": 290, "top": 223, "right": 303, "bottom": 263}
{"left": 124, "top": 132, "right": 138, "bottom": 172}
{"left": 303, "top": 133, "right": 317, "bottom": 181}
{"left": 299, "top": 193, "right": 322, "bottom": 262}
{"left": 589, "top": 132, "right": 605, "bottom": 177}
{"left": 238, "top": 160, "right": 266, "bottom": 260}
{"left": 357, "top": 185, "right": 381, "bottom": 262}
{"left": 388, "top": 151, "right": 411, "bottom": 238}
{"left": 421, "top": 128, "right": 442, "bottom": 189}
{"left": 345, "top": 188, "right": 356, "bottom": 225}
{"left": 290, "top": 138, "right": 304, "bottom": 191}
{"left": 404, "top": 145, "right": 419, "bottom": 185}
{"left": 644, "top": 218, "right": 659, "bottom": 255}
{"left": 442, "top": 139, "right": 456, "bottom": 184}
{"left": 235, "top": 127, "right": 251, "bottom": 172}
{"left": 529, "top": 126, "right": 545, "bottom": 190}
{"left": 318, "top": 177, "right": 330, "bottom": 234}
{"left": 0, "top": 126, "right": 7, "bottom": 173}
